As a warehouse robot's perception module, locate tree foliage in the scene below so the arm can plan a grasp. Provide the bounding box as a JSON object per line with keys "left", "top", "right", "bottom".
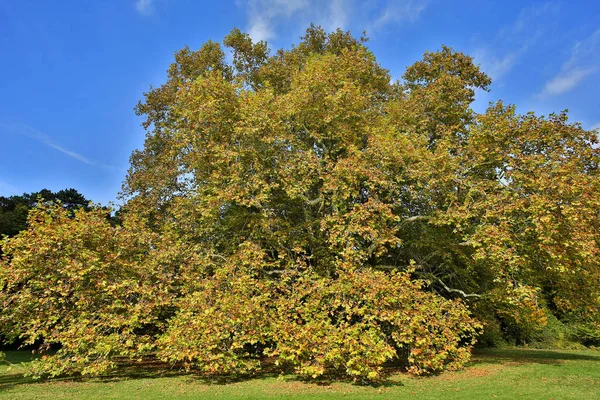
{"left": 1, "top": 26, "right": 599, "bottom": 380}
{"left": 0, "top": 204, "right": 184, "bottom": 376}
{"left": 0, "top": 188, "right": 90, "bottom": 239}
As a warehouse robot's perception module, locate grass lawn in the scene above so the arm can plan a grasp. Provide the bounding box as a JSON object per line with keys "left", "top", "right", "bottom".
{"left": 1, "top": 348, "right": 599, "bottom": 399}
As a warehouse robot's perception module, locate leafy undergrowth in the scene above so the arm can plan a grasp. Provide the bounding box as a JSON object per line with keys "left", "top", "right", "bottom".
{"left": 0, "top": 348, "right": 599, "bottom": 399}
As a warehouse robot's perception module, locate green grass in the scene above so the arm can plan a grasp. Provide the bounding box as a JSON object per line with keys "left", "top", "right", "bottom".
{"left": 1, "top": 348, "right": 599, "bottom": 399}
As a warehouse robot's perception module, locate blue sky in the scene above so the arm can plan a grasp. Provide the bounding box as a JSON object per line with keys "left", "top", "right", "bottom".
{"left": 1, "top": 0, "right": 599, "bottom": 205}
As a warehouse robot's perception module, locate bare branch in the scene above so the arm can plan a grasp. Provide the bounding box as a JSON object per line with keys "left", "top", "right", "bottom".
{"left": 438, "top": 279, "right": 482, "bottom": 298}
{"left": 263, "top": 269, "right": 285, "bottom": 275}
{"left": 209, "top": 253, "right": 227, "bottom": 261}
{"left": 404, "top": 215, "right": 429, "bottom": 223}
{"left": 396, "top": 215, "right": 429, "bottom": 228}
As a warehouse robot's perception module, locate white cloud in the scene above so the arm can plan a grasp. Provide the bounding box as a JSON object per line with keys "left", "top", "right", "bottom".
{"left": 565, "top": 30, "right": 600, "bottom": 70}
{"left": 508, "top": 2, "right": 559, "bottom": 36}
{"left": 473, "top": 47, "right": 526, "bottom": 81}
{"left": 0, "top": 123, "right": 123, "bottom": 172}
{"left": 367, "top": 0, "right": 427, "bottom": 34}
{"left": 245, "top": 0, "right": 309, "bottom": 42}
{"left": 135, "top": 0, "right": 153, "bottom": 16}
{"left": 472, "top": 3, "right": 557, "bottom": 82}
{"left": 248, "top": 16, "right": 275, "bottom": 42}
{"left": 240, "top": 0, "right": 427, "bottom": 43}
{"left": 326, "top": 0, "right": 348, "bottom": 31}
{"left": 539, "top": 67, "right": 596, "bottom": 97}
{"left": 538, "top": 29, "right": 600, "bottom": 98}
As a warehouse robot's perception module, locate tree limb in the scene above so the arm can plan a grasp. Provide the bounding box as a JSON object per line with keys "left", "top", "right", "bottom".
{"left": 263, "top": 269, "right": 285, "bottom": 275}
{"left": 438, "top": 279, "right": 482, "bottom": 298}
{"left": 396, "top": 215, "right": 429, "bottom": 228}
{"left": 306, "top": 196, "right": 323, "bottom": 206}
{"left": 404, "top": 215, "right": 429, "bottom": 223}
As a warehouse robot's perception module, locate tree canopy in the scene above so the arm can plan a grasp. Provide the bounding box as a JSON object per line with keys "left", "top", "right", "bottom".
{"left": 1, "top": 26, "right": 599, "bottom": 380}
{"left": 0, "top": 188, "right": 90, "bottom": 238}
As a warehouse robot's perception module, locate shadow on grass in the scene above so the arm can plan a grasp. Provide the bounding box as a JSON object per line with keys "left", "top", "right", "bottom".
{"left": 184, "top": 359, "right": 405, "bottom": 388}
{"left": 0, "top": 351, "right": 42, "bottom": 392}
{"left": 471, "top": 348, "right": 600, "bottom": 366}
{"left": 288, "top": 374, "right": 404, "bottom": 388}
{"left": 0, "top": 352, "right": 190, "bottom": 393}
{"left": 4, "top": 348, "right": 595, "bottom": 392}
{"left": 274, "top": 366, "right": 405, "bottom": 389}
{"left": 0, "top": 352, "right": 296, "bottom": 392}
{"left": 0, "top": 351, "right": 405, "bottom": 392}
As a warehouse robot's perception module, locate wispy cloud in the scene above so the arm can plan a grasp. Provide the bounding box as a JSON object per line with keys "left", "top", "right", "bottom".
{"left": 473, "top": 46, "right": 527, "bottom": 82}
{"left": 473, "top": 3, "right": 558, "bottom": 82}
{"left": 367, "top": 0, "right": 427, "bottom": 34}
{"left": 538, "top": 29, "right": 600, "bottom": 98}
{"left": 245, "top": 0, "right": 309, "bottom": 42}
{"left": 326, "top": 0, "right": 348, "bottom": 32}
{"left": 248, "top": 17, "right": 274, "bottom": 43}
{"left": 502, "top": 2, "right": 559, "bottom": 36}
{"left": 0, "top": 123, "right": 123, "bottom": 172}
{"left": 240, "top": 0, "right": 427, "bottom": 42}
{"left": 539, "top": 67, "right": 596, "bottom": 97}
{"left": 135, "top": 0, "right": 153, "bottom": 16}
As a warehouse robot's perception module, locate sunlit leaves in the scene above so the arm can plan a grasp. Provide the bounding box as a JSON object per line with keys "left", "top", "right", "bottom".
{"left": 0, "top": 205, "right": 181, "bottom": 376}
{"left": 2, "top": 24, "right": 598, "bottom": 381}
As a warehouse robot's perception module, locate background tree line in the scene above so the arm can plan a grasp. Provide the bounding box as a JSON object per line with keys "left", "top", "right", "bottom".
{"left": 0, "top": 189, "right": 90, "bottom": 239}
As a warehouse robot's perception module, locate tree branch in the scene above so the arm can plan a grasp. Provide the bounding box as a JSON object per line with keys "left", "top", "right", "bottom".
{"left": 438, "top": 279, "right": 481, "bottom": 298}
{"left": 404, "top": 215, "right": 429, "bottom": 223}
{"left": 263, "top": 269, "right": 285, "bottom": 275}
{"left": 396, "top": 215, "right": 429, "bottom": 228}
{"left": 306, "top": 196, "right": 323, "bottom": 206}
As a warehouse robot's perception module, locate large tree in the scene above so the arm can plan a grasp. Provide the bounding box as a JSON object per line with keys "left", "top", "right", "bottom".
{"left": 1, "top": 26, "right": 599, "bottom": 380}
{"left": 125, "top": 26, "right": 600, "bottom": 326}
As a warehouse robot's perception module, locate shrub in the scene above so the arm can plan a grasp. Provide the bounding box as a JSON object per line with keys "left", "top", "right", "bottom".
{"left": 0, "top": 205, "right": 181, "bottom": 376}
{"left": 271, "top": 269, "right": 480, "bottom": 379}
